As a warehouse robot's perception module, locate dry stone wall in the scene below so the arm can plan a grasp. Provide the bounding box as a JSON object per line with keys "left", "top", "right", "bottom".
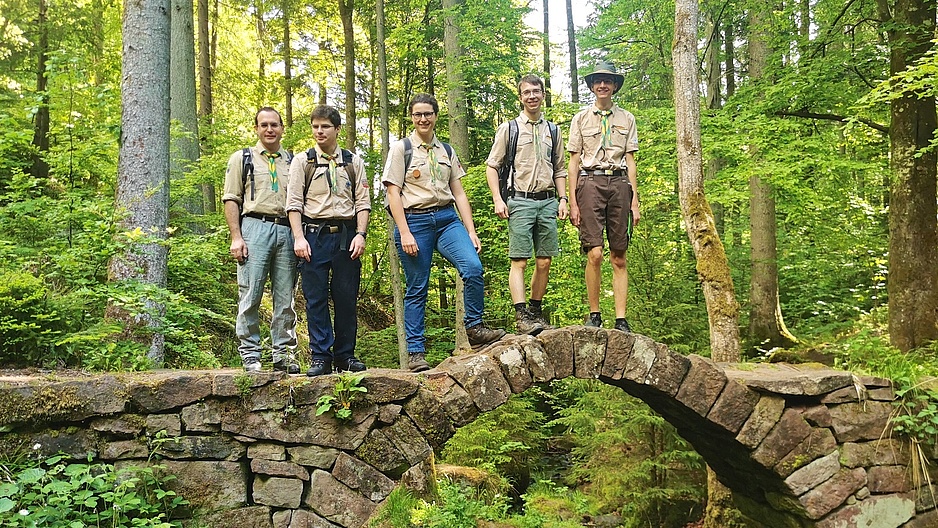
{"left": 0, "top": 326, "right": 935, "bottom": 528}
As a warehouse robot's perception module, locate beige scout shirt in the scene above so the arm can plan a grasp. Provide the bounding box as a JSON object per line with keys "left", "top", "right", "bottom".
{"left": 485, "top": 115, "right": 565, "bottom": 194}
{"left": 285, "top": 147, "right": 370, "bottom": 220}
{"left": 382, "top": 132, "right": 466, "bottom": 210}
{"left": 566, "top": 105, "right": 639, "bottom": 170}
{"left": 222, "top": 141, "right": 292, "bottom": 216}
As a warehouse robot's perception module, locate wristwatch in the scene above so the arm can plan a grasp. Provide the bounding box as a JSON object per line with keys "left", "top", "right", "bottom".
{"left": 356, "top": 231, "right": 367, "bottom": 239}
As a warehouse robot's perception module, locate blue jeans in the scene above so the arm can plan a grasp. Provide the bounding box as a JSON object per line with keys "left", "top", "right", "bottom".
{"left": 394, "top": 205, "right": 484, "bottom": 353}
{"left": 298, "top": 226, "right": 361, "bottom": 363}
{"left": 236, "top": 217, "right": 298, "bottom": 363}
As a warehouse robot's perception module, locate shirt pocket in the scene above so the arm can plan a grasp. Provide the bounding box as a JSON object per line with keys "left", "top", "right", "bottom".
{"left": 581, "top": 125, "right": 602, "bottom": 139}
{"left": 405, "top": 159, "right": 433, "bottom": 184}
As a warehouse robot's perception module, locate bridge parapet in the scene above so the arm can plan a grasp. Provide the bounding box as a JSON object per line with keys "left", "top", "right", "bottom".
{"left": 0, "top": 326, "right": 933, "bottom": 528}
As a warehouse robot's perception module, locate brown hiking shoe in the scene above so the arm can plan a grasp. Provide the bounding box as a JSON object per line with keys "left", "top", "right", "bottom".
{"left": 516, "top": 307, "right": 545, "bottom": 335}
{"left": 408, "top": 353, "right": 430, "bottom": 373}
{"left": 466, "top": 323, "right": 507, "bottom": 347}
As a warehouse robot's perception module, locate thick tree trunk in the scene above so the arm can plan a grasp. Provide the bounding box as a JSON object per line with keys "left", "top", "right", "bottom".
{"left": 111, "top": 0, "right": 171, "bottom": 366}
{"left": 565, "top": 0, "right": 578, "bottom": 103}
{"left": 197, "top": 0, "right": 215, "bottom": 212}
{"left": 542, "top": 0, "right": 551, "bottom": 107}
{"left": 704, "top": 10, "right": 725, "bottom": 237}
{"left": 30, "top": 0, "right": 49, "bottom": 181}
{"left": 673, "top": 0, "right": 740, "bottom": 364}
{"left": 338, "top": 0, "right": 356, "bottom": 148}
{"left": 878, "top": 0, "right": 938, "bottom": 351}
{"left": 255, "top": 0, "right": 266, "bottom": 104}
{"left": 747, "top": 1, "right": 797, "bottom": 351}
{"left": 283, "top": 0, "right": 293, "bottom": 127}
{"left": 170, "top": 0, "right": 202, "bottom": 215}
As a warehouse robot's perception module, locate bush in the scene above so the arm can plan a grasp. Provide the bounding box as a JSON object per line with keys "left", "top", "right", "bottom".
{"left": 0, "top": 270, "right": 77, "bottom": 367}
{"left": 0, "top": 445, "right": 186, "bottom": 527}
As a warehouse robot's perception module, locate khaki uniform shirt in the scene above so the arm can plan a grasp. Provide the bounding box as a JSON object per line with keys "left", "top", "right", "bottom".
{"left": 485, "top": 115, "right": 565, "bottom": 194}
{"left": 222, "top": 141, "right": 292, "bottom": 216}
{"left": 382, "top": 132, "right": 465, "bottom": 209}
{"left": 285, "top": 147, "right": 371, "bottom": 220}
{"left": 566, "top": 105, "right": 638, "bottom": 170}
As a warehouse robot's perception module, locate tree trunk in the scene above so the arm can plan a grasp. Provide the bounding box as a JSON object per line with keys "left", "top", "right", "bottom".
{"left": 338, "top": 0, "right": 356, "bottom": 148}
{"left": 197, "top": 0, "right": 215, "bottom": 213}
{"left": 282, "top": 0, "right": 293, "bottom": 127}
{"left": 255, "top": 0, "right": 266, "bottom": 104}
{"left": 542, "top": 0, "right": 551, "bottom": 107}
{"left": 878, "top": 0, "right": 938, "bottom": 351}
{"left": 376, "top": 0, "right": 389, "bottom": 161}
{"left": 30, "top": 0, "right": 50, "bottom": 181}
{"left": 441, "top": 0, "right": 469, "bottom": 156}
{"left": 704, "top": 9, "right": 725, "bottom": 237}
{"left": 170, "top": 0, "right": 202, "bottom": 215}
{"left": 441, "top": 0, "right": 469, "bottom": 349}
{"left": 704, "top": 469, "right": 749, "bottom": 528}
{"left": 565, "top": 0, "right": 578, "bottom": 103}
{"left": 388, "top": 220, "right": 409, "bottom": 368}
{"left": 747, "top": 1, "right": 798, "bottom": 351}
{"left": 673, "top": 0, "right": 740, "bottom": 364}
{"left": 724, "top": 21, "right": 736, "bottom": 98}
{"left": 111, "top": 0, "right": 171, "bottom": 366}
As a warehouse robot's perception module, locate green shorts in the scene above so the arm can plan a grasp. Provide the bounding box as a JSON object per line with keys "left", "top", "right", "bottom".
{"left": 507, "top": 196, "right": 560, "bottom": 259}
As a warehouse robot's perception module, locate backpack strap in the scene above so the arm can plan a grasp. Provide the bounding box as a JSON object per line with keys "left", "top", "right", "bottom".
{"left": 303, "top": 148, "right": 357, "bottom": 201}
{"left": 241, "top": 148, "right": 255, "bottom": 202}
{"left": 403, "top": 138, "right": 413, "bottom": 173}
{"left": 547, "top": 121, "right": 559, "bottom": 168}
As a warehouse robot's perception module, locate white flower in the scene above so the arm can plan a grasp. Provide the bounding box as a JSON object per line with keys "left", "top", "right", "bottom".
{"left": 18, "top": 509, "right": 29, "bottom": 516}
{"left": 32, "top": 443, "right": 41, "bottom": 451}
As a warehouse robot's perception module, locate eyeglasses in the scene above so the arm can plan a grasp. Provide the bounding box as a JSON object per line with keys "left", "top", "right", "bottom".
{"left": 411, "top": 112, "right": 436, "bottom": 120}
{"left": 520, "top": 89, "right": 543, "bottom": 97}
{"left": 592, "top": 78, "right": 616, "bottom": 86}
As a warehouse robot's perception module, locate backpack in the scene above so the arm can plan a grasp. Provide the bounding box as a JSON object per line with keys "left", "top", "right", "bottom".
{"left": 302, "top": 148, "right": 357, "bottom": 201}
{"left": 241, "top": 148, "right": 294, "bottom": 201}
{"left": 497, "top": 119, "right": 560, "bottom": 202}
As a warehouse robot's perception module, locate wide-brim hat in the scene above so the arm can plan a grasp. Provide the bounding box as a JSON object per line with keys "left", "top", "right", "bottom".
{"left": 584, "top": 61, "right": 624, "bottom": 94}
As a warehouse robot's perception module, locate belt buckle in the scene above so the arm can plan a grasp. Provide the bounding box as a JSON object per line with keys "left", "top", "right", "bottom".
{"left": 328, "top": 225, "right": 339, "bottom": 234}
{"left": 602, "top": 169, "right": 613, "bottom": 176}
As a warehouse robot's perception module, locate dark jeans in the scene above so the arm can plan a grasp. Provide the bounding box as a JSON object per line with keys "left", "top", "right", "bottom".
{"left": 298, "top": 227, "right": 361, "bottom": 363}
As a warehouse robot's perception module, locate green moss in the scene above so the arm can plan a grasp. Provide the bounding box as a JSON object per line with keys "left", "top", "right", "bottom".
{"left": 0, "top": 385, "right": 84, "bottom": 427}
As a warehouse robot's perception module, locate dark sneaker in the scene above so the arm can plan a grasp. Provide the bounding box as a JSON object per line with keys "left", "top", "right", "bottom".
{"left": 408, "top": 353, "right": 430, "bottom": 373}
{"left": 273, "top": 357, "right": 300, "bottom": 374}
{"left": 243, "top": 358, "right": 262, "bottom": 372}
{"left": 466, "top": 323, "right": 507, "bottom": 347}
{"left": 585, "top": 313, "right": 602, "bottom": 328}
{"left": 614, "top": 318, "right": 633, "bottom": 333}
{"left": 516, "top": 308, "right": 545, "bottom": 335}
{"left": 336, "top": 356, "right": 367, "bottom": 373}
{"left": 306, "top": 359, "right": 333, "bottom": 377}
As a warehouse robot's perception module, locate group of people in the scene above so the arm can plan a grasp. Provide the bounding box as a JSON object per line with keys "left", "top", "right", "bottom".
{"left": 222, "top": 62, "right": 640, "bottom": 375}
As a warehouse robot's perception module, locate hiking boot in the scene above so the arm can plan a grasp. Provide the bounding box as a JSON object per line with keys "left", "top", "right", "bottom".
{"left": 516, "top": 307, "right": 545, "bottom": 335}
{"left": 466, "top": 323, "right": 507, "bottom": 347}
{"left": 306, "top": 359, "right": 332, "bottom": 377}
{"left": 243, "top": 358, "right": 262, "bottom": 373}
{"left": 408, "top": 353, "right": 430, "bottom": 373}
{"left": 614, "top": 318, "right": 633, "bottom": 333}
{"left": 335, "top": 356, "right": 367, "bottom": 373}
{"left": 585, "top": 313, "right": 602, "bottom": 328}
{"left": 273, "top": 357, "right": 300, "bottom": 374}
{"left": 528, "top": 306, "right": 556, "bottom": 331}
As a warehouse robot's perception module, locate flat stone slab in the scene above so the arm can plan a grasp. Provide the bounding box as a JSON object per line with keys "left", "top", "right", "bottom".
{"left": 722, "top": 363, "right": 854, "bottom": 396}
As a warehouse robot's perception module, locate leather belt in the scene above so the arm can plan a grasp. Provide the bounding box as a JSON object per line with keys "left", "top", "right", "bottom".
{"left": 243, "top": 212, "right": 290, "bottom": 226}
{"left": 581, "top": 169, "right": 627, "bottom": 177}
{"left": 512, "top": 190, "right": 555, "bottom": 200}
{"left": 302, "top": 217, "right": 352, "bottom": 234}
{"left": 403, "top": 204, "right": 452, "bottom": 215}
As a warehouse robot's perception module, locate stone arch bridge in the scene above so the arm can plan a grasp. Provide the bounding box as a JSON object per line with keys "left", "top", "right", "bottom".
{"left": 0, "top": 327, "right": 933, "bottom": 527}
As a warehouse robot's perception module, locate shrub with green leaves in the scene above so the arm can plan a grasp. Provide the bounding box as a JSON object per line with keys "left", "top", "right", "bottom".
{"left": 0, "top": 450, "right": 186, "bottom": 527}
{"left": 0, "top": 270, "right": 77, "bottom": 367}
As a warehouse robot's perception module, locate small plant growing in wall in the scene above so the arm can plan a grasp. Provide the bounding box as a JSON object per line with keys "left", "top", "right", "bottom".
{"left": 316, "top": 372, "right": 368, "bottom": 421}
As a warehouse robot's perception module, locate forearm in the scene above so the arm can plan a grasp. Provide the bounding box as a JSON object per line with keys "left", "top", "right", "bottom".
{"left": 224, "top": 201, "right": 243, "bottom": 240}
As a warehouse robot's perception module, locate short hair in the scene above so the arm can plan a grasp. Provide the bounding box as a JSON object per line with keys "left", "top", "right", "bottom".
{"left": 518, "top": 74, "right": 544, "bottom": 94}
{"left": 254, "top": 107, "right": 283, "bottom": 126}
{"left": 409, "top": 93, "right": 439, "bottom": 115}
{"left": 310, "top": 105, "right": 341, "bottom": 127}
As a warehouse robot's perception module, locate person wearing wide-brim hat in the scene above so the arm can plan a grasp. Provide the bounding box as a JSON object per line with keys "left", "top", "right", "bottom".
{"left": 583, "top": 61, "right": 625, "bottom": 94}
{"left": 566, "top": 60, "right": 641, "bottom": 334}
